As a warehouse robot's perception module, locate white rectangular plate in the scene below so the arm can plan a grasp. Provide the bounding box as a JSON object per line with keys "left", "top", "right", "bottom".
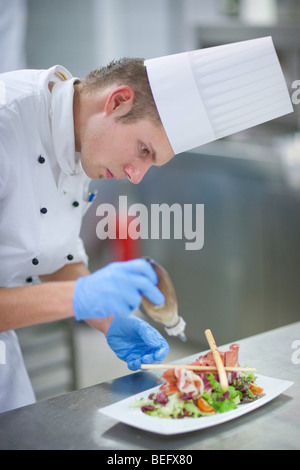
{"left": 99, "top": 374, "right": 293, "bottom": 435}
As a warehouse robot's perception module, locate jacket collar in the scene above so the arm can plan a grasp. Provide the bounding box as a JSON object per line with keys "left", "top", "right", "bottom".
{"left": 50, "top": 77, "right": 84, "bottom": 193}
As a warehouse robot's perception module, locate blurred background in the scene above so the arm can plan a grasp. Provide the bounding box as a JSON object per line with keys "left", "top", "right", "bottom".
{"left": 1, "top": 0, "right": 299, "bottom": 401}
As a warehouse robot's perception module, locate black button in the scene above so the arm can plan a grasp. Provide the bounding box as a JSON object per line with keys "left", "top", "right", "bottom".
{"left": 26, "top": 277, "right": 33, "bottom": 283}
{"left": 38, "top": 156, "right": 45, "bottom": 164}
{"left": 72, "top": 201, "right": 79, "bottom": 207}
{"left": 32, "top": 258, "right": 39, "bottom": 265}
{"left": 40, "top": 207, "right": 48, "bottom": 214}
{"left": 67, "top": 254, "right": 74, "bottom": 261}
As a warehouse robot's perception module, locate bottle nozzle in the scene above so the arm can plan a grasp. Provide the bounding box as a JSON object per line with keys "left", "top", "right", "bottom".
{"left": 164, "top": 316, "right": 187, "bottom": 341}
{"left": 178, "top": 333, "right": 187, "bottom": 342}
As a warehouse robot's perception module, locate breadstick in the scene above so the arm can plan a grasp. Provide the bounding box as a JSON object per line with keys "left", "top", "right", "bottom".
{"left": 205, "top": 329, "right": 229, "bottom": 391}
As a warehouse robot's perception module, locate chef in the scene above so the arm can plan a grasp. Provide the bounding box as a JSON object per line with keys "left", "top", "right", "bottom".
{"left": 0, "top": 37, "right": 293, "bottom": 413}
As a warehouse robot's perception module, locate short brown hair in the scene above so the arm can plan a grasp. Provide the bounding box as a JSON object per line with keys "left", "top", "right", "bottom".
{"left": 81, "top": 58, "right": 161, "bottom": 126}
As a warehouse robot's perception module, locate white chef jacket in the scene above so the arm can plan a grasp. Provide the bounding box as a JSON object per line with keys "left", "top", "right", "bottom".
{"left": 0, "top": 65, "right": 92, "bottom": 413}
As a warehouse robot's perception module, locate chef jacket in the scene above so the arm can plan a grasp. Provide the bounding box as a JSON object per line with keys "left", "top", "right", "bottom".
{"left": 0, "top": 65, "right": 92, "bottom": 412}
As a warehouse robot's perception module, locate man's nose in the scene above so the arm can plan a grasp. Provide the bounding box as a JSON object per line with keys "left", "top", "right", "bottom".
{"left": 124, "top": 163, "right": 151, "bottom": 184}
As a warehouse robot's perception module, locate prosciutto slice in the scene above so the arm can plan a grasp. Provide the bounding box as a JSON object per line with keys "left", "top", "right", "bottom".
{"left": 174, "top": 368, "right": 204, "bottom": 399}
{"left": 159, "top": 368, "right": 204, "bottom": 399}
{"left": 158, "top": 343, "right": 241, "bottom": 397}
{"left": 224, "top": 344, "right": 240, "bottom": 367}
{"left": 191, "top": 343, "right": 240, "bottom": 371}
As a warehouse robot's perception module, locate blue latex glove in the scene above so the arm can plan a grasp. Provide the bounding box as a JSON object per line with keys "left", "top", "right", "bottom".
{"left": 73, "top": 259, "right": 164, "bottom": 321}
{"left": 107, "top": 314, "right": 169, "bottom": 371}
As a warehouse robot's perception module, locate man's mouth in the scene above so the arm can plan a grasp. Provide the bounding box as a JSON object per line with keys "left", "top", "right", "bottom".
{"left": 106, "top": 169, "right": 114, "bottom": 180}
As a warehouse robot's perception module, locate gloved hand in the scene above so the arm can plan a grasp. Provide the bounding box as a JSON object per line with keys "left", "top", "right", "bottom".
{"left": 107, "top": 314, "right": 169, "bottom": 371}
{"left": 73, "top": 259, "right": 164, "bottom": 321}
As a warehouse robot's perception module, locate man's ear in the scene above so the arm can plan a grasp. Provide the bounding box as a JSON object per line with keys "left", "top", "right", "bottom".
{"left": 105, "top": 86, "right": 135, "bottom": 117}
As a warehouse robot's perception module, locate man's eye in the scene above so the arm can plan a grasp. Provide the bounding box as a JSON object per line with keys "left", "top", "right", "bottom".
{"left": 141, "top": 145, "right": 149, "bottom": 155}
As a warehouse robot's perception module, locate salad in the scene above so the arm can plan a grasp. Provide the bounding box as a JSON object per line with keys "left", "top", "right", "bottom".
{"left": 134, "top": 344, "right": 265, "bottom": 419}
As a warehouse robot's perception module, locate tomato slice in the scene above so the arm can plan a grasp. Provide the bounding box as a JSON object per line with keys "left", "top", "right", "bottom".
{"left": 249, "top": 383, "right": 264, "bottom": 395}
{"left": 197, "top": 398, "right": 216, "bottom": 413}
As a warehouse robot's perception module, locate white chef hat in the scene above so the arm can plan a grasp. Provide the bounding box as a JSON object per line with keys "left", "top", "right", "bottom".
{"left": 145, "top": 37, "right": 293, "bottom": 155}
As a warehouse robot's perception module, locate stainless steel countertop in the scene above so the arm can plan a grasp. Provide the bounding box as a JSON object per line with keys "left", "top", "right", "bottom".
{"left": 0, "top": 322, "right": 299, "bottom": 450}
